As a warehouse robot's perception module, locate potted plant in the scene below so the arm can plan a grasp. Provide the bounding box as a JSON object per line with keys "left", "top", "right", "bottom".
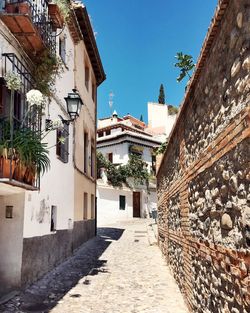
{"left": 48, "top": 0, "right": 70, "bottom": 29}
{"left": 5, "top": 1, "right": 30, "bottom": 15}
{"left": 18, "top": 2, "right": 30, "bottom": 15}
{"left": 0, "top": 124, "right": 16, "bottom": 179}
{"left": 13, "top": 128, "right": 50, "bottom": 186}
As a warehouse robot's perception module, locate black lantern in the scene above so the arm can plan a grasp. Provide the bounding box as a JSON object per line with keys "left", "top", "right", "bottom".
{"left": 64, "top": 89, "right": 83, "bottom": 121}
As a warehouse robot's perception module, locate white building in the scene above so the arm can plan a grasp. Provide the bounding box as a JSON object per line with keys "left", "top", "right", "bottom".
{"left": 96, "top": 112, "right": 160, "bottom": 225}
{"left": 0, "top": 0, "right": 105, "bottom": 297}
{"left": 147, "top": 102, "right": 177, "bottom": 142}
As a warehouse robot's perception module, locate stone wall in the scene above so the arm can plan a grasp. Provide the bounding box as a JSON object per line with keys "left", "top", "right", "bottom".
{"left": 157, "top": 0, "right": 250, "bottom": 312}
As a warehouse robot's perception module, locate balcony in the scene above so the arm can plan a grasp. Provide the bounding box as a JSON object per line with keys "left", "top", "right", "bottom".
{"left": 0, "top": 53, "right": 41, "bottom": 191}
{"left": 0, "top": 0, "right": 56, "bottom": 56}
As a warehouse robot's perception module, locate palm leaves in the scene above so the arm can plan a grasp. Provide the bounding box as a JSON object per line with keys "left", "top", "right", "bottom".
{"left": 14, "top": 128, "right": 50, "bottom": 176}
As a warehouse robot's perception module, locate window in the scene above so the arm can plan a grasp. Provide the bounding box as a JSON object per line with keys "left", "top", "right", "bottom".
{"left": 108, "top": 153, "right": 113, "bottom": 163}
{"left": 98, "top": 132, "right": 103, "bottom": 138}
{"left": 83, "top": 192, "right": 88, "bottom": 219}
{"left": 91, "top": 139, "right": 95, "bottom": 178}
{"left": 59, "top": 36, "right": 66, "bottom": 64}
{"left": 91, "top": 194, "right": 95, "bottom": 219}
{"left": 106, "top": 130, "right": 111, "bottom": 136}
{"left": 119, "top": 195, "right": 126, "bottom": 210}
{"left": 0, "top": 80, "right": 4, "bottom": 115}
{"left": 84, "top": 132, "right": 88, "bottom": 174}
{"left": 152, "top": 154, "right": 156, "bottom": 175}
{"left": 85, "top": 65, "right": 89, "bottom": 90}
{"left": 0, "top": 80, "right": 23, "bottom": 125}
{"left": 50, "top": 206, "right": 57, "bottom": 231}
{"left": 56, "top": 123, "right": 69, "bottom": 163}
{"left": 92, "top": 82, "right": 96, "bottom": 102}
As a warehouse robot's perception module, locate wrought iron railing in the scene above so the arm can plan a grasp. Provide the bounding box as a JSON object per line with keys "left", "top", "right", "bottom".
{"left": 3, "top": 0, "right": 56, "bottom": 54}
{"left": 0, "top": 53, "right": 41, "bottom": 188}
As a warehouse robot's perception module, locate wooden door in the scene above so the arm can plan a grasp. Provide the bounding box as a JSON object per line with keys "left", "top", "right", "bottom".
{"left": 133, "top": 192, "right": 141, "bottom": 217}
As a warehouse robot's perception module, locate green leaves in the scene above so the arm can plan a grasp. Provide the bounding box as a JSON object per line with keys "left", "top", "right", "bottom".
{"left": 174, "top": 52, "right": 195, "bottom": 82}
{"left": 156, "top": 139, "right": 168, "bottom": 155}
{"left": 96, "top": 152, "right": 149, "bottom": 188}
{"left": 158, "top": 84, "right": 165, "bottom": 104}
{"left": 13, "top": 128, "right": 50, "bottom": 176}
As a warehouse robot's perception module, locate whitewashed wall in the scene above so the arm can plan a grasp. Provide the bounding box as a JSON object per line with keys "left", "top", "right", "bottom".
{"left": 0, "top": 193, "right": 25, "bottom": 293}
{"left": 23, "top": 27, "right": 75, "bottom": 238}
{"left": 97, "top": 184, "right": 133, "bottom": 226}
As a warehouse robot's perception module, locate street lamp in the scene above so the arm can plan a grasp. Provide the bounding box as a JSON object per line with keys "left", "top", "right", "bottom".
{"left": 64, "top": 89, "right": 84, "bottom": 121}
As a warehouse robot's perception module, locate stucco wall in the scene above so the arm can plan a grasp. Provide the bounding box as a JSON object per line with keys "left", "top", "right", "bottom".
{"left": 157, "top": 1, "right": 250, "bottom": 312}
{"left": 73, "top": 40, "right": 97, "bottom": 225}
{"left": 0, "top": 193, "right": 25, "bottom": 296}
{"left": 23, "top": 26, "right": 75, "bottom": 238}
{"left": 97, "top": 185, "right": 133, "bottom": 225}
{"left": 98, "top": 141, "right": 154, "bottom": 172}
{"left": 147, "top": 102, "right": 176, "bottom": 137}
{"left": 97, "top": 183, "right": 157, "bottom": 225}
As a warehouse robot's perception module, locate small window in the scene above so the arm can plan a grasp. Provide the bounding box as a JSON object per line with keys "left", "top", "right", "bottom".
{"left": 108, "top": 153, "right": 113, "bottom": 163}
{"left": 152, "top": 154, "right": 156, "bottom": 175}
{"left": 119, "top": 196, "right": 126, "bottom": 210}
{"left": 91, "top": 194, "right": 95, "bottom": 219}
{"left": 85, "top": 66, "right": 89, "bottom": 90}
{"left": 92, "top": 82, "right": 96, "bottom": 102}
{"left": 83, "top": 193, "right": 88, "bottom": 219}
{"left": 98, "top": 132, "right": 103, "bottom": 138}
{"left": 56, "top": 123, "right": 69, "bottom": 163}
{"left": 50, "top": 206, "right": 57, "bottom": 231}
{"left": 91, "top": 139, "right": 95, "bottom": 178}
{"left": 84, "top": 132, "right": 88, "bottom": 174}
{"left": 106, "top": 130, "right": 111, "bottom": 136}
{"left": 59, "top": 36, "right": 66, "bottom": 64}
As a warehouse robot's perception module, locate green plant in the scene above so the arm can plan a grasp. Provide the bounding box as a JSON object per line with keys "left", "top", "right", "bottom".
{"left": 158, "top": 83, "right": 165, "bottom": 104}
{"left": 174, "top": 52, "right": 195, "bottom": 82}
{"left": 13, "top": 128, "right": 50, "bottom": 176}
{"left": 156, "top": 139, "right": 168, "bottom": 155}
{"left": 0, "top": 119, "right": 13, "bottom": 159}
{"left": 53, "top": 0, "right": 71, "bottom": 20}
{"left": 97, "top": 152, "right": 149, "bottom": 188}
{"left": 4, "top": 71, "right": 22, "bottom": 91}
{"left": 32, "top": 51, "right": 63, "bottom": 96}
{"left": 124, "top": 154, "right": 149, "bottom": 186}
{"left": 168, "top": 105, "right": 178, "bottom": 115}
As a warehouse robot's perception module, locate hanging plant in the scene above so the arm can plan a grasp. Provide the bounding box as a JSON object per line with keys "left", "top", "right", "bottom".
{"left": 32, "top": 51, "right": 64, "bottom": 97}
{"left": 4, "top": 71, "right": 22, "bottom": 91}
{"left": 53, "top": 0, "right": 71, "bottom": 21}
{"left": 26, "top": 89, "right": 45, "bottom": 107}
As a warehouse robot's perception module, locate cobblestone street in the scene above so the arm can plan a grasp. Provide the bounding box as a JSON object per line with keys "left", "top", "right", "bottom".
{"left": 0, "top": 220, "right": 188, "bottom": 313}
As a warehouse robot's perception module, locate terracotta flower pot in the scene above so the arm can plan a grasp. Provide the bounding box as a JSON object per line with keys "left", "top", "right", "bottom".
{"left": 18, "top": 2, "right": 30, "bottom": 15}
{"left": 0, "top": 158, "right": 16, "bottom": 178}
{"left": 13, "top": 163, "right": 27, "bottom": 182}
{"left": 48, "top": 3, "right": 64, "bottom": 29}
{"left": 23, "top": 168, "right": 35, "bottom": 186}
{"left": 5, "top": 3, "right": 16, "bottom": 14}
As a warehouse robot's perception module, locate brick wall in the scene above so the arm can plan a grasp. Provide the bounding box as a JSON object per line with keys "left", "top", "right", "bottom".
{"left": 157, "top": 0, "right": 250, "bottom": 312}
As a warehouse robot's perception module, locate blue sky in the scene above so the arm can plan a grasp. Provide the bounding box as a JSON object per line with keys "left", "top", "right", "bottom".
{"left": 83, "top": 0, "right": 217, "bottom": 122}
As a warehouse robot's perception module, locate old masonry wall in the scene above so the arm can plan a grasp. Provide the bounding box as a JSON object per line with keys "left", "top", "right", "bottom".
{"left": 157, "top": 0, "right": 250, "bottom": 312}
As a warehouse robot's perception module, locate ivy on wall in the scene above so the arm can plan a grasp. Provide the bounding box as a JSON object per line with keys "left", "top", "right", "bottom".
{"left": 97, "top": 152, "right": 149, "bottom": 188}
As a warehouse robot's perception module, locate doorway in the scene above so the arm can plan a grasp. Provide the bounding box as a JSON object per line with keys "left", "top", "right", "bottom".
{"left": 133, "top": 192, "right": 141, "bottom": 217}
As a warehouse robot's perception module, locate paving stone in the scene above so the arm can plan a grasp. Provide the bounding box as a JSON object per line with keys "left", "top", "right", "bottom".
{"left": 0, "top": 219, "right": 188, "bottom": 313}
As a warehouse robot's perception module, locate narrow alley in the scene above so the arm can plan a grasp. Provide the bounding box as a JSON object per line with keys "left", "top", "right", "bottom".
{"left": 0, "top": 220, "right": 188, "bottom": 313}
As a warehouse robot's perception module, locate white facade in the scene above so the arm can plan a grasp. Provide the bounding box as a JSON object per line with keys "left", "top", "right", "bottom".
{"left": 97, "top": 113, "right": 160, "bottom": 225}
{"left": 147, "top": 102, "right": 177, "bottom": 140}
{"left": 0, "top": 1, "right": 105, "bottom": 296}
{"left": 97, "top": 182, "right": 157, "bottom": 226}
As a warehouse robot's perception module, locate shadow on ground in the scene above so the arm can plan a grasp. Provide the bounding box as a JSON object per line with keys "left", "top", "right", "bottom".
{"left": 0, "top": 227, "right": 124, "bottom": 313}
